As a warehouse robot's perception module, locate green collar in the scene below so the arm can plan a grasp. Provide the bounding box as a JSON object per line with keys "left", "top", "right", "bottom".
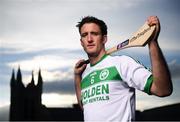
{"left": 90, "top": 54, "right": 108, "bottom": 67}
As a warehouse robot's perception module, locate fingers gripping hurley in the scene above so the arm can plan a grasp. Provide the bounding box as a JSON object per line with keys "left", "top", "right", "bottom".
{"left": 106, "top": 22, "right": 156, "bottom": 54}
{"left": 77, "top": 22, "right": 156, "bottom": 67}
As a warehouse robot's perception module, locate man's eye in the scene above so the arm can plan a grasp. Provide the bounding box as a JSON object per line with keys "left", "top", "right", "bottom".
{"left": 92, "top": 32, "right": 101, "bottom": 36}
{"left": 92, "top": 32, "right": 98, "bottom": 35}
{"left": 81, "top": 34, "right": 87, "bottom": 38}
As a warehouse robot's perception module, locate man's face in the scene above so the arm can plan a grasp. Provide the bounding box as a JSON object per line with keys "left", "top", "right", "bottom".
{"left": 80, "top": 23, "right": 107, "bottom": 56}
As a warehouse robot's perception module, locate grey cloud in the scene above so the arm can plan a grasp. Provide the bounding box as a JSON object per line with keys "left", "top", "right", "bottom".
{"left": 43, "top": 79, "right": 75, "bottom": 95}
{"left": 1, "top": 47, "right": 84, "bottom": 63}
{"left": 169, "top": 60, "right": 180, "bottom": 79}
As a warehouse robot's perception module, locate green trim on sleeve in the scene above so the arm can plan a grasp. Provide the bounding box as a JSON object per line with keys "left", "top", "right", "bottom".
{"left": 144, "top": 75, "right": 153, "bottom": 95}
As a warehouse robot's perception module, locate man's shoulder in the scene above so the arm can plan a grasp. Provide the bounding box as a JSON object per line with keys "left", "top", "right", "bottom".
{"left": 108, "top": 54, "right": 133, "bottom": 61}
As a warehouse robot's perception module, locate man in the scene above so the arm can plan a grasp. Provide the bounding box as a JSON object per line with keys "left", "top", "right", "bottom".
{"left": 74, "top": 16, "right": 172, "bottom": 121}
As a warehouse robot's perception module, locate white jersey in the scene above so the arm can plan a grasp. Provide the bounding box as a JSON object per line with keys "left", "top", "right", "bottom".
{"left": 81, "top": 54, "right": 153, "bottom": 121}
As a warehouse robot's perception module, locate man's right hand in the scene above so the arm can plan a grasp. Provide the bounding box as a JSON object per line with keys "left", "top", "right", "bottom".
{"left": 74, "top": 59, "right": 87, "bottom": 76}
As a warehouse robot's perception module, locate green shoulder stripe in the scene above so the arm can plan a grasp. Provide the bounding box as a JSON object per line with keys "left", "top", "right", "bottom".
{"left": 81, "top": 66, "right": 122, "bottom": 89}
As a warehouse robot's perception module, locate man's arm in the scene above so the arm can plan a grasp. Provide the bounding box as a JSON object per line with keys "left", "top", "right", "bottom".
{"left": 74, "top": 59, "right": 87, "bottom": 109}
{"left": 147, "top": 16, "right": 173, "bottom": 97}
{"left": 74, "top": 75, "right": 83, "bottom": 109}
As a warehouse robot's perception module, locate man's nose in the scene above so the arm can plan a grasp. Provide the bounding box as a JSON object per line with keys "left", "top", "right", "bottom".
{"left": 87, "top": 34, "right": 93, "bottom": 42}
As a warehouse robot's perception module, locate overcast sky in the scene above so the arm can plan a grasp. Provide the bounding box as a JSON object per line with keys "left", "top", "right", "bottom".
{"left": 0, "top": 0, "right": 180, "bottom": 120}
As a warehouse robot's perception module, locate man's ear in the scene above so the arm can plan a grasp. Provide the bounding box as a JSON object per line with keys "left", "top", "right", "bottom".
{"left": 103, "top": 35, "right": 107, "bottom": 44}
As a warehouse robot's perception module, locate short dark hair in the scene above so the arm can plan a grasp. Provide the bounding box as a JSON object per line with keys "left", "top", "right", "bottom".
{"left": 76, "top": 16, "right": 107, "bottom": 36}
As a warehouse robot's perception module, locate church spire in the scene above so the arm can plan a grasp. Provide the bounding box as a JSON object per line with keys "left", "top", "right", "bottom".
{"left": 10, "top": 69, "right": 15, "bottom": 86}
{"left": 31, "top": 71, "right": 35, "bottom": 85}
{"left": 37, "top": 69, "right": 43, "bottom": 104}
{"left": 37, "top": 69, "right": 42, "bottom": 86}
{"left": 16, "top": 66, "right": 24, "bottom": 88}
{"left": 16, "top": 66, "right": 22, "bottom": 82}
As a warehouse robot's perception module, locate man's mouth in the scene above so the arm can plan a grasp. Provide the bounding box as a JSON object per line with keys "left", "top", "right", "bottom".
{"left": 87, "top": 44, "right": 95, "bottom": 48}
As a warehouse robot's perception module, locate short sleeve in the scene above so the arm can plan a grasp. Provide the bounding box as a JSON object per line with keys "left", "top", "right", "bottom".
{"left": 119, "top": 55, "right": 153, "bottom": 93}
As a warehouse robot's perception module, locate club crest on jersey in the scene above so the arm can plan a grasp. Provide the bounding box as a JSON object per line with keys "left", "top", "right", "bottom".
{"left": 99, "top": 69, "right": 109, "bottom": 80}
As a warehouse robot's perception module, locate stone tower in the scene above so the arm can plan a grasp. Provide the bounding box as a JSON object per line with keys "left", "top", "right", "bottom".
{"left": 10, "top": 67, "right": 44, "bottom": 121}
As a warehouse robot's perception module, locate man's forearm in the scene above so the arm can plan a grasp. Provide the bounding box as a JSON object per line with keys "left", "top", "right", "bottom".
{"left": 149, "top": 41, "right": 172, "bottom": 96}
{"left": 74, "top": 75, "right": 83, "bottom": 109}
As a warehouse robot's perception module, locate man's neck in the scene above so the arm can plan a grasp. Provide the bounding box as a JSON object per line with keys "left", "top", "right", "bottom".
{"left": 88, "top": 50, "right": 106, "bottom": 66}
